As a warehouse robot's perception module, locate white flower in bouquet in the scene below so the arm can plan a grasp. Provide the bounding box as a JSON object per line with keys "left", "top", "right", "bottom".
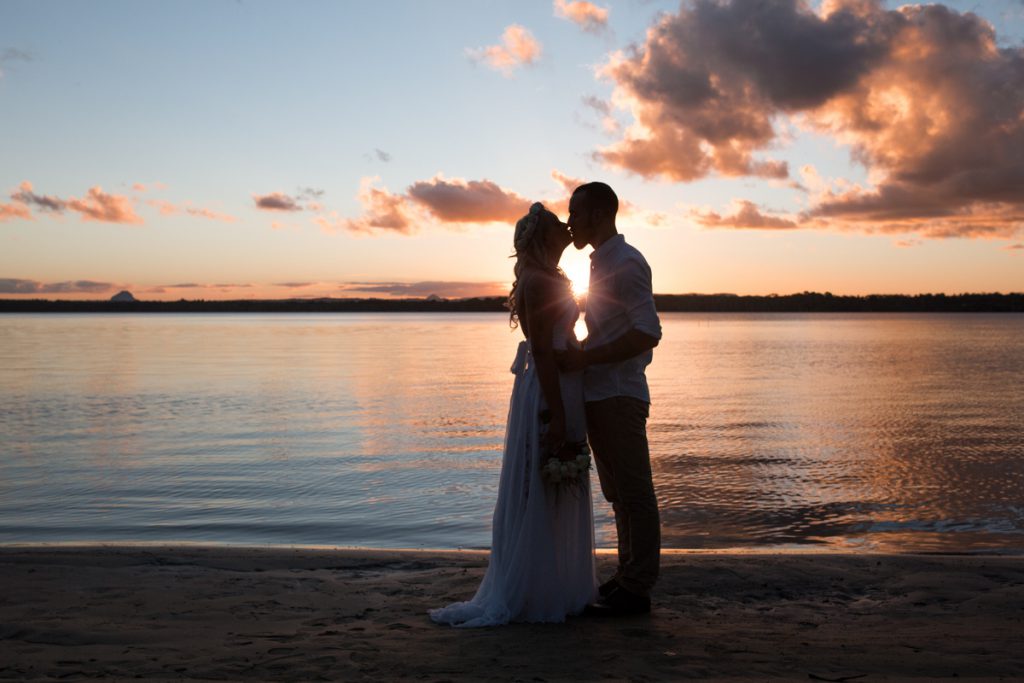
{"left": 541, "top": 439, "right": 592, "bottom": 491}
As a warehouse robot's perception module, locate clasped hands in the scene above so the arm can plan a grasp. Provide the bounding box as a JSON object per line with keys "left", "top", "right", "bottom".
{"left": 553, "top": 347, "right": 587, "bottom": 373}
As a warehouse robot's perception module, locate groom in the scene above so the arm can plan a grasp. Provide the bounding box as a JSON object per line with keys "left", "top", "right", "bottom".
{"left": 559, "top": 181, "right": 662, "bottom": 617}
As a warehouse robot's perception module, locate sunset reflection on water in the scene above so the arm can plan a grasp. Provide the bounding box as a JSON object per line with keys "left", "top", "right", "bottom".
{"left": 0, "top": 312, "right": 1021, "bottom": 552}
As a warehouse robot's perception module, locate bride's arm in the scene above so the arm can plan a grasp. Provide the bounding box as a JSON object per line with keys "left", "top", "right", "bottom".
{"left": 522, "top": 274, "right": 566, "bottom": 451}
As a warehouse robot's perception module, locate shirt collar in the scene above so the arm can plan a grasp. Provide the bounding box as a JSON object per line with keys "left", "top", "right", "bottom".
{"left": 589, "top": 233, "right": 625, "bottom": 262}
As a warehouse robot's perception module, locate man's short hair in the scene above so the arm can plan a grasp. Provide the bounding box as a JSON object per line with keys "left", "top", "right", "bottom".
{"left": 572, "top": 182, "right": 618, "bottom": 217}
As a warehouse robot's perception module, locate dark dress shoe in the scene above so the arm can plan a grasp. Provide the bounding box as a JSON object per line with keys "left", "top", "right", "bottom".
{"left": 582, "top": 586, "right": 651, "bottom": 617}
{"left": 598, "top": 577, "right": 620, "bottom": 598}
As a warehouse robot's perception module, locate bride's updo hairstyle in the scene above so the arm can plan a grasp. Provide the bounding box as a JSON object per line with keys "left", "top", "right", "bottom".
{"left": 507, "top": 202, "right": 570, "bottom": 332}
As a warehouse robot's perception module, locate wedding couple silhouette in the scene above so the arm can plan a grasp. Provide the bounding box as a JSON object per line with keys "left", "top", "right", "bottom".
{"left": 431, "top": 182, "right": 662, "bottom": 627}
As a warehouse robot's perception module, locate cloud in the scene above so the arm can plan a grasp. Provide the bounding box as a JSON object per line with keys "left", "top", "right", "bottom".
{"left": 581, "top": 95, "right": 611, "bottom": 116}
{"left": 327, "top": 177, "right": 415, "bottom": 235}
{"left": 581, "top": 95, "right": 620, "bottom": 133}
{"left": 10, "top": 182, "right": 141, "bottom": 224}
{"left": 275, "top": 282, "right": 316, "bottom": 288}
{"left": 468, "top": 25, "right": 542, "bottom": 75}
{"left": 407, "top": 175, "right": 531, "bottom": 223}
{"left": 554, "top": 0, "right": 609, "bottom": 34}
{"left": 147, "top": 199, "right": 237, "bottom": 222}
{"left": 1004, "top": 243, "right": 1023, "bottom": 251}
{"left": 692, "top": 200, "right": 799, "bottom": 230}
{"left": 0, "top": 47, "right": 31, "bottom": 78}
{"left": 131, "top": 182, "right": 166, "bottom": 193}
{"left": 339, "top": 281, "right": 507, "bottom": 298}
{"left": 254, "top": 188, "right": 323, "bottom": 215}
{"left": 596, "top": 0, "right": 1024, "bottom": 239}
{"left": 334, "top": 172, "right": 661, "bottom": 236}
{"left": 160, "top": 282, "right": 252, "bottom": 290}
{"left": 253, "top": 192, "right": 302, "bottom": 211}
{"left": 334, "top": 174, "right": 533, "bottom": 235}
{"left": 0, "top": 201, "right": 31, "bottom": 222}
{"left": 0, "top": 278, "right": 115, "bottom": 295}
{"left": 11, "top": 181, "right": 66, "bottom": 213}
{"left": 548, "top": 170, "right": 667, "bottom": 225}
{"left": 1, "top": 48, "right": 31, "bottom": 62}
{"left": 297, "top": 187, "right": 324, "bottom": 200}
{"left": 375, "top": 149, "right": 391, "bottom": 162}
{"left": 65, "top": 187, "right": 143, "bottom": 224}
{"left": 550, "top": 169, "right": 586, "bottom": 195}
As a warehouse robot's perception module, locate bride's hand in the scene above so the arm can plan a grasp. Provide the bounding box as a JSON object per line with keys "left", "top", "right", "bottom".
{"left": 543, "top": 413, "right": 566, "bottom": 454}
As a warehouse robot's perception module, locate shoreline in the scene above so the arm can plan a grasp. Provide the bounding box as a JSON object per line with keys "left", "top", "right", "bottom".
{"left": 2, "top": 291, "right": 1022, "bottom": 314}
{"left": 3, "top": 540, "right": 1023, "bottom": 556}
{"left": 2, "top": 545, "right": 1022, "bottom": 680}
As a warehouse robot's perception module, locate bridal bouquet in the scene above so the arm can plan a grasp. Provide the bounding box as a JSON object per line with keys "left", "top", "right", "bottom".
{"left": 541, "top": 440, "right": 592, "bottom": 489}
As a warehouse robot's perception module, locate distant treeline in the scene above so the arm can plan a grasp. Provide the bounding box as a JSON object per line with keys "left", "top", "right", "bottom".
{"left": 1, "top": 292, "right": 1022, "bottom": 313}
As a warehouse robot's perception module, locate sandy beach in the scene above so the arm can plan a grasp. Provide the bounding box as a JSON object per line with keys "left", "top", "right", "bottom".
{"left": 0, "top": 546, "right": 1021, "bottom": 681}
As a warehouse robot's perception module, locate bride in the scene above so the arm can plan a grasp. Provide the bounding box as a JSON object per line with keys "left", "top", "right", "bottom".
{"left": 429, "top": 202, "right": 597, "bottom": 627}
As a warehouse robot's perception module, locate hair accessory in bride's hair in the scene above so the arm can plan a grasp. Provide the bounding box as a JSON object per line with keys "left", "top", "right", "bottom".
{"left": 513, "top": 202, "right": 545, "bottom": 253}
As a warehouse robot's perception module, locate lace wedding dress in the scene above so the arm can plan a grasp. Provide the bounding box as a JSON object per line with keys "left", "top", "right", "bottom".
{"left": 429, "top": 287, "right": 597, "bottom": 627}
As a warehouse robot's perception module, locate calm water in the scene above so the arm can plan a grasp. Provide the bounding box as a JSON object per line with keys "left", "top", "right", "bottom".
{"left": 1, "top": 312, "right": 1022, "bottom": 552}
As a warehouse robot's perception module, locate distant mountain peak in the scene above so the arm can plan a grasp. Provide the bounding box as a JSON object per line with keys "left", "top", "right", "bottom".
{"left": 111, "top": 290, "right": 137, "bottom": 302}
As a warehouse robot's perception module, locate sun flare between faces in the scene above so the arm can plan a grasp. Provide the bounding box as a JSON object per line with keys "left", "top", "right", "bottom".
{"left": 561, "top": 250, "right": 590, "bottom": 299}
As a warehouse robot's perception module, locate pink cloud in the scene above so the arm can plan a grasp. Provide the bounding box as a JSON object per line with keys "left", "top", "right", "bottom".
{"left": 596, "top": 0, "right": 1024, "bottom": 239}
{"left": 407, "top": 176, "right": 531, "bottom": 223}
{"left": 336, "top": 175, "right": 533, "bottom": 235}
{"left": 9, "top": 181, "right": 142, "bottom": 224}
{"left": 692, "top": 200, "right": 799, "bottom": 230}
{"left": 468, "top": 25, "right": 542, "bottom": 75}
{"left": 0, "top": 201, "right": 31, "bottom": 222}
{"left": 147, "top": 199, "right": 237, "bottom": 222}
{"left": 330, "top": 177, "right": 415, "bottom": 235}
{"left": 335, "top": 172, "right": 662, "bottom": 236}
{"left": 547, "top": 170, "right": 666, "bottom": 225}
{"left": 65, "top": 187, "right": 142, "bottom": 224}
{"left": 554, "top": 0, "right": 609, "bottom": 34}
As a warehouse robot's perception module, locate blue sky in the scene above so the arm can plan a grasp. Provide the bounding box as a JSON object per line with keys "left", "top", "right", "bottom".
{"left": 2, "top": 0, "right": 1022, "bottom": 299}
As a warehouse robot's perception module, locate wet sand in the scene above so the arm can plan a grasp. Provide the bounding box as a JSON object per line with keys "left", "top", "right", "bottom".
{"left": 1, "top": 546, "right": 1022, "bottom": 681}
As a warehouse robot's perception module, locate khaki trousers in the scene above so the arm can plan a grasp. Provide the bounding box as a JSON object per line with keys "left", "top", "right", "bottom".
{"left": 585, "top": 396, "right": 660, "bottom": 596}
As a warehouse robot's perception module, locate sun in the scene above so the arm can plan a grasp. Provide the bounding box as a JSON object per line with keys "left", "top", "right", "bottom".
{"left": 560, "top": 250, "right": 590, "bottom": 298}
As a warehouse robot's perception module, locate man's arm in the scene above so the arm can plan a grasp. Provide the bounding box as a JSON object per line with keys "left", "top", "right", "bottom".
{"left": 557, "top": 252, "right": 661, "bottom": 372}
{"left": 556, "top": 328, "right": 658, "bottom": 372}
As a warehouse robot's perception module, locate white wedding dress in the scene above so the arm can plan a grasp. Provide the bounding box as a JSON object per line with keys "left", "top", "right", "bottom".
{"left": 429, "top": 285, "right": 597, "bottom": 627}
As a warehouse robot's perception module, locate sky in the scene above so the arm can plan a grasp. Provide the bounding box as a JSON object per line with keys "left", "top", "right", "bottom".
{"left": 2, "top": 0, "right": 1023, "bottom": 300}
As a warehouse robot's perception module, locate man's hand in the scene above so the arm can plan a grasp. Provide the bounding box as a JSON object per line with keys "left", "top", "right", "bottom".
{"left": 554, "top": 347, "right": 587, "bottom": 373}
